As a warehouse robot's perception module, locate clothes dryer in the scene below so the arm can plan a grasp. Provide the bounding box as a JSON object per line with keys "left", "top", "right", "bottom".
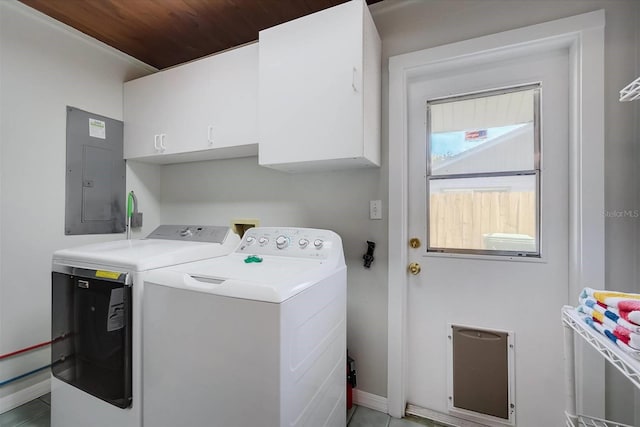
{"left": 50, "top": 225, "right": 239, "bottom": 427}
{"left": 142, "top": 227, "right": 346, "bottom": 427}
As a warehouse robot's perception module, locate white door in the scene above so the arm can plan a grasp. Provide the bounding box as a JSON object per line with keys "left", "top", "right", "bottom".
{"left": 207, "top": 43, "right": 259, "bottom": 149}
{"left": 258, "top": 0, "right": 362, "bottom": 166}
{"left": 163, "top": 57, "right": 213, "bottom": 155}
{"left": 123, "top": 71, "right": 169, "bottom": 159}
{"left": 406, "top": 47, "right": 569, "bottom": 426}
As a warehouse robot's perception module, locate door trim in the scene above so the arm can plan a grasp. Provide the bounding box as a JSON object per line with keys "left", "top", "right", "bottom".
{"left": 387, "top": 10, "right": 605, "bottom": 419}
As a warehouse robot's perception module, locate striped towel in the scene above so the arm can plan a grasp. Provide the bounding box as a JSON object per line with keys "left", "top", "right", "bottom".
{"left": 581, "top": 287, "right": 640, "bottom": 325}
{"left": 577, "top": 305, "right": 640, "bottom": 350}
{"left": 580, "top": 314, "right": 640, "bottom": 360}
{"left": 579, "top": 297, "right": 640, "bottom": 333}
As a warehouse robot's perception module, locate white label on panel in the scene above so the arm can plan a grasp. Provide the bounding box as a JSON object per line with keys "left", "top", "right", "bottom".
{"left": 89, "top": 118, "right": 106, "bottom": 139}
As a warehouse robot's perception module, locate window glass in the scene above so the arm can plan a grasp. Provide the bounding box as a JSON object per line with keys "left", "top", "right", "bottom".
{"left": 427, "top": 85, "right": 540, "bottom": 256}
{"left": 429, "top": 88, "right": 536, "bottom": 175}
{"left": 429, "top": 174, "right": 537, "bottom": 253}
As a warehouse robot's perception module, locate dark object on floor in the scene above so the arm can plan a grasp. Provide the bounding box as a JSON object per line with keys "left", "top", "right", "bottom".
{"left": 347, "top": 354, "right": 357, "bottom": 409}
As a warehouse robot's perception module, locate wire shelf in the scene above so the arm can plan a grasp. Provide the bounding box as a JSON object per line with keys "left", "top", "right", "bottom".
{"left": 563, "top": 306, "right": 640, "bottom": 427}
{"left": 565, "top": 412, "right": 634, "bottom": 427}
{"left": 562, "top": 306, "right": 640, "bottom": 389}
{"left": 619, "top": 76, "right": 640, "bottom": 102}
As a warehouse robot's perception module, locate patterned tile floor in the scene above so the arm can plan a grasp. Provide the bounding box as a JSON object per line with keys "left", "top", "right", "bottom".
{"left": 1, "top": 395, "right": 443, "bottom": 427}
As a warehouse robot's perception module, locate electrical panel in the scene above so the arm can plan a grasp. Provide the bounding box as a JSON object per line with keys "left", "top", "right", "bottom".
{"left": 65, "top": 106, "right": 125, "bottom": 235}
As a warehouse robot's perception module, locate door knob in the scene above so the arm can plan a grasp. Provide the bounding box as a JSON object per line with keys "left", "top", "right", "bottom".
{"left": 408, "top": 262, "right": 421, "bottom": 275}
{"left": 409, "top": 238, "right": 421, "bottom": 249}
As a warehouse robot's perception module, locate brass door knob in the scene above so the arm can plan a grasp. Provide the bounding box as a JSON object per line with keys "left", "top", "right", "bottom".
{"left": 409, "top": 238, "right": 421, "bottom": 249}
{"left": 408, "top": 262, "right": 421, "bottom": 275}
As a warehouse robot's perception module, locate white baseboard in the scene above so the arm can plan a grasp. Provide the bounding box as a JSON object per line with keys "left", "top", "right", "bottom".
{"left": 353, "top": 389, "right": 388, "bottom": 414}
{"left": 0, "top": 379, "right": 51, "bottom": 414}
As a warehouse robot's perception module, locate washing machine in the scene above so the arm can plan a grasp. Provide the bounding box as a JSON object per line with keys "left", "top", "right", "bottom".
{"left": 50, "top": 225, "right": 239, "bottom": 427}
{"left": 142, "top": 227, "right": 347, "bottom": 427}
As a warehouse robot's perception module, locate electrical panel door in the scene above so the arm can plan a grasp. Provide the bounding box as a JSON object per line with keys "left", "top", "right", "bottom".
{"left": 65, "top": 106, "right": 125, "bottom": 235}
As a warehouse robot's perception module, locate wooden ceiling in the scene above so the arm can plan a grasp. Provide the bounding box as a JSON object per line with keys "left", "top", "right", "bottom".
{"left": 19, "top": 0, "right": 383, "bottom": 70}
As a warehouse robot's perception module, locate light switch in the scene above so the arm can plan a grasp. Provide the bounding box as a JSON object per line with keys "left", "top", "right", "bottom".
{"left": 370, "top": 200, "right": 382, "bottom": 220}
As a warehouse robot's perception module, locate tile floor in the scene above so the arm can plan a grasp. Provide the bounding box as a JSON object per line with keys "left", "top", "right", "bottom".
{"left": 0, "top": 393, "right": 50, "bottom": 427}
{"left": 0, "top": 395, "right": 444, "bottom": 427}
{"left": 348, "top": 405, "right": 447, "bottom": 427}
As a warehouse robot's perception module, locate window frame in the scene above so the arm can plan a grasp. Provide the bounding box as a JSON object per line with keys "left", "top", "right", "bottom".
{"left": 425, "top": 83, "right": 542, "bottom": 257}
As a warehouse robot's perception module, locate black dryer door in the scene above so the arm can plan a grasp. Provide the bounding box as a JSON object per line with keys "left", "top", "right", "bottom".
{"left": 51, "top": 268, "right": 132, "bottom": 408}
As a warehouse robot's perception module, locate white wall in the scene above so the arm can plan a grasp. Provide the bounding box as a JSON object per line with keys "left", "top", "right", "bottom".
{"left": 0, "top": 1, "right": 154, "bottom": 405}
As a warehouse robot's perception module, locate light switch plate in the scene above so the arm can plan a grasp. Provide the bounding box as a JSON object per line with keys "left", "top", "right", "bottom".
{"left": 370, "top": 200, "right": 382, "bottom": 220}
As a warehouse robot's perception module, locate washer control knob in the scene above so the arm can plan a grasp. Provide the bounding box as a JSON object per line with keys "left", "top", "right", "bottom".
{"left": 180, "top": 228, "right": 193, "bottom": 237}
{"left": 245, "top": 236, "right": 256, "bottom": 245}
{"left": 258, "top": 237, "right": 269, "bottom": 246}
{"left": 298, "top": 238, "right": 309, "bottom": 249}
{"left": 313, "top": 239, "right": 324, "bottom": 249}
{"left": 276, "top": 235, "right": 289, "bottom": 249}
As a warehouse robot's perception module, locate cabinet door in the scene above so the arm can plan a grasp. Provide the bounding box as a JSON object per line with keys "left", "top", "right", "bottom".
{"left": 124, "top": 45, "right": 259, "bottom": 163}
{"left": 162, "top": 58, "right": 211, "bottom": 155}
{"left": 208, "top": 43, "right": 259, "bottom": 149}
{"left": 160, "top": 44, "right": 258, "bottom": 156}
{"left": 123, "top": 71, "right": 168, "bottom": 159}
{"left": 259, "top": 0, "right": 363, "bottom": 167}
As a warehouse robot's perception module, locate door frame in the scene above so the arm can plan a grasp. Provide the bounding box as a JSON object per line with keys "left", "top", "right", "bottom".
{"left": 387, "top": 10, "right": 605, "bottom": 419}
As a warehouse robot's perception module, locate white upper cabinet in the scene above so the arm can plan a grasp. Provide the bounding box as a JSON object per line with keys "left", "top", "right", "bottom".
{"left": 124, "top": 43, "right": 259, "bottom": 164}
{"left": 258, "top": 0, "right": 381, "bottom": 172}
{"left": 124, "top": 70, "right": 169, "bottom": 159}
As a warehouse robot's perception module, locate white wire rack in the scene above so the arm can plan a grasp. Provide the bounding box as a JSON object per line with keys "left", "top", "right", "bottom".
{"left": 565, "top": 412, "right": 634, "bottom": 427}
{"left": 562, "top": 306, "right": 640, "bottom": 427}
{"left": 619, "top": 76, "right": 640, "bottom": 102}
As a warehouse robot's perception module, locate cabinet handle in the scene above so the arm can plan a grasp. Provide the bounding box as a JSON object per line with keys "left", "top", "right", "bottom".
{"left": 352, "top": 67, "right": 358, "bottom": 92}
{"left": 160, "top": 134, "right": 167, "bottom": 151}
{"left": 154, "top": 134, "right": 160, "bottom": 151}
{"left": 207, "top": 126, "right": 214, "bottom": 145}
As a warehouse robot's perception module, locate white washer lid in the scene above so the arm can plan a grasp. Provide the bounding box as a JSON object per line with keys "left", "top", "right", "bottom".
{"left": 52, "top": 235, "right": 239, "bottom": 272}
{"left": 144, "top": 253, "right": 345, "bottom": 303}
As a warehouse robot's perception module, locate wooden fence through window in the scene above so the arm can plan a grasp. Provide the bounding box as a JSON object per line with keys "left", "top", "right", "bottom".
{"left": 429, "top": 191, "right": 536, "bottom": 250}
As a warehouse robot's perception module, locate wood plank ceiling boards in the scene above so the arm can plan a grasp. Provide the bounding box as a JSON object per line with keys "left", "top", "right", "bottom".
{"left": 18, "top": 0, "right": 383, "bottom": 70}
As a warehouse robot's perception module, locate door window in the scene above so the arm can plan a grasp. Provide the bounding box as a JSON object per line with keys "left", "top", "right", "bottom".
{"left": 427, "top": 85, "right": 541, "bottom": 256}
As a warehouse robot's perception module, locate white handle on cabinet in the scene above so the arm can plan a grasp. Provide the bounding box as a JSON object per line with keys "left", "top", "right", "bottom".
{"left": 154, "top": 134, "right": 160, "bottom": 151}
{"left": 352, "top": 67, "right": 358, "bottom": 92}
{"left": 160, "top": 134, "right": 167, "bottom": 151}
{"left": 207, "top": 126, "right": 214, "bottom": 145}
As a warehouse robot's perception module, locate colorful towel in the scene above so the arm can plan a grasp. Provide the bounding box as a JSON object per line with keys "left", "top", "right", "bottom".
{"left": 577, "top": 305, "right": 640, "bottom": 350}
{"left": 580, "top": 314, "right": 640, "bottom": 360}
{"left": 579, "top": 297, "right": 640, "bottom": 333}
{"left": 581, "top": 288, "right": 640, "bottom": 325}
